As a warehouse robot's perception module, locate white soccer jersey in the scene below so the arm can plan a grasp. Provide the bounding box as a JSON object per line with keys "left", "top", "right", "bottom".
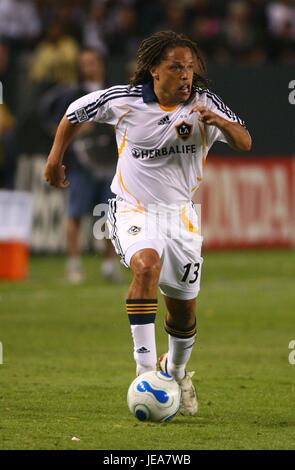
{"left": 66, "top": 83, "right": 245, "bottom": 208}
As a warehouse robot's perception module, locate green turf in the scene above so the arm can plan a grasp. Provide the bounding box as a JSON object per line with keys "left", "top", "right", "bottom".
{"left": 0, "top": 250, "right": 295, "bottom": 450}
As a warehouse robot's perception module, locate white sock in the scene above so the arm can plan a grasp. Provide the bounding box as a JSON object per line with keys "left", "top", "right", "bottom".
{"left": 131, "top": 324, "right": 157, "bottom": 376}
{"left": 167, "top": 334, "right": 196, "bottom": 382}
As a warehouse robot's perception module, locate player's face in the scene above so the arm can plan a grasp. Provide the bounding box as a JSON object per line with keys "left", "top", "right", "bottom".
{"left": 151, "top": 47, "right": 195, "bottom": 105}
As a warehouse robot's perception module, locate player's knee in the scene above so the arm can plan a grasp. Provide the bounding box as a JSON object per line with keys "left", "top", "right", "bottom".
{"left": 131, "top": 249, "right": 161, "bottom": 282}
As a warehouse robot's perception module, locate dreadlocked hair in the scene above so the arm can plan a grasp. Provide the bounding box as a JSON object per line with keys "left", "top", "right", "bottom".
{"left": 130, "top": 30, "right": 208, "bottom": 89}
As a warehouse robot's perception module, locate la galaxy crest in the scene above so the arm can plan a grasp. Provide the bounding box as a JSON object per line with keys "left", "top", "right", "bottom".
{"left": 128, "top": 225, "right": 141, "bottom": 235}
{"left": 175, "top": 121, "right": 192, "bottom": 141}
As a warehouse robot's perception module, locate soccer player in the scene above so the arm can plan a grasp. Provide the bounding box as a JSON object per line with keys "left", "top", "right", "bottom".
{"left": 44, "top": 31, "right": 251, "bottom": 416}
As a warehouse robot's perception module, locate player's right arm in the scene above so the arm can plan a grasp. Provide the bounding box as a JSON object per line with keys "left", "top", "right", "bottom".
{"left": 44, "top": 115, "right": 82, "bottom": 188}
{"left": 44, "top": 87, "right": 118, "bottom": 188}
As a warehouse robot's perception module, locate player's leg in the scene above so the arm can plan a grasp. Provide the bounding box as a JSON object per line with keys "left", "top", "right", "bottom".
{"left": 159, "top": 295, "right": 198, "bottom": 416}
{"left": 107, "top": 197, "right": 164, "bottom": 377}
{"left": 158, "top": 202, "right": 202, "bottom": 415}
{"left": 162, "top": 296, "right": 197, "bottom": 382}
{"left": 159, "top": 265, "right": 201, "bottom": 416}
{"left": 127, "top": 248, "right": 162, "bottom": 376}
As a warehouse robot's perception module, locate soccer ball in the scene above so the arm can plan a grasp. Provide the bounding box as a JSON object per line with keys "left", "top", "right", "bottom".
{"left": 127, "top": 371, "right": 181, "bottom": 423}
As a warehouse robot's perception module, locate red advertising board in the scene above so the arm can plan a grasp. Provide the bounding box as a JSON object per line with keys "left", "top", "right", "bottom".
{"left": 194, "top": 157, "right": 295, "bottom": 248}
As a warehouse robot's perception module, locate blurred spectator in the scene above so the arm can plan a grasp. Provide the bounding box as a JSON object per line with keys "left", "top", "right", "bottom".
{"left": 39, "top": 49, "right": 122, "bottom": 283}
{"left": 157, "top": 1, "right": 187, "bottom": 34}
{"left": 221, "top": 0, "right": 263, "bottom": 63}
{"left": 186, "top": 0, "right": 226, "bottom": 18}
{"left": 0, "top": 0, "right": 42, "bottom": 115}
{"left": 267, "top": 0, "right": 295, "bottom": 38}
{"left": 190, "top": 16, "right": 222, "bottom": 59}
{"left": 0, "top": 41, "right": 17, "bottom": 115}
{"left": 30, "top": 21, "right": 80, "bottom": 85}
{"left": 82, "top": 0, "right": 107, "bottom": 55}
{"left": 0, "top": 103, "right": 17, "bottom": 189}
{"left": 0, "top": 0, "right": 41, "bottom": 47}
{"left": 45, "top": 0, "right": 85, "bottom": 44}
{"left": 105, "top": 3, "right": 139, "bottom": 58}
{"left": 248, "top": 0, "right": 268, "bottom": 29}
{"left": 135, "top": 0, "right": 164, "bottom": 36}
{"left": 267, "top": 0, "right": 295, "bottom": 62}
{"left": 0, "top": 42, "right": 9, "bottom": 76}
{"left": 185, "top": 0, "right": 225, "bottom": 61}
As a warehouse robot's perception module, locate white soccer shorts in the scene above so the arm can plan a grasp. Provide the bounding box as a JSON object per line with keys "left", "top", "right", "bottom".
{"left": 107, "top": 197, "right": 204, "bottom": 300}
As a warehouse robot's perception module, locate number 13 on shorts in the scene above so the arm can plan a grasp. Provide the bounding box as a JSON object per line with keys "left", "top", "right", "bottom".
{"left": 158, "top": 239, "right": 204, "bottom": 300}
{"left": 181, "top": 262, "right": 201, "bottom": 284}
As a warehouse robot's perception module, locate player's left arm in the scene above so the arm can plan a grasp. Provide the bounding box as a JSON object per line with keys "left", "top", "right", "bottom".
{"left": 190, "top": 106, "right": 252, "bottom": 151}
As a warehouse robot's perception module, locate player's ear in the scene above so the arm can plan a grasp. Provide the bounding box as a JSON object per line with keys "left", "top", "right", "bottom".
{"left": 149, "top": 66, "right": 159, "bottom": 80}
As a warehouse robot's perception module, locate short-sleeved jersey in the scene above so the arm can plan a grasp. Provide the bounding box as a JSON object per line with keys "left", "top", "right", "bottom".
{"left": 66, "top": 83, "right": 245, "bottom": 208}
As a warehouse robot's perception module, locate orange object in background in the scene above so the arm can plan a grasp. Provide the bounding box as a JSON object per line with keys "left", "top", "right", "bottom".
{"left": 0, "top": 241, "right": 29, "bottom": 280}
{"left": 0, "top": 191, "right": 33, "bottom": 281}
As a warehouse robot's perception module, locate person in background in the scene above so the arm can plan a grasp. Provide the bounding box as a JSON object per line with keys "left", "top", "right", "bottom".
{"left": 0, "top": 41, "right": 17, "bottom": 189}
{"left": 0, "top": 102, "right": 16, "bottom": 189}
{"left": 30, "top": 20, "right": 80, "bottom": 86}
{"left": 40, "top": 49, "right": 121, "bottom": 283}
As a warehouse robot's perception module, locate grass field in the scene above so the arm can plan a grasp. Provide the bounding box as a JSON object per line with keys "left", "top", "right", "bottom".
{"left": 0, "top": 250, "right": 295, "bottom": 450}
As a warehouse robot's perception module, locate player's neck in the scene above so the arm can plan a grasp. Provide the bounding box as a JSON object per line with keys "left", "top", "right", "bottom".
{"left": 153, "top": 85, "right": 180, "bottom": 107}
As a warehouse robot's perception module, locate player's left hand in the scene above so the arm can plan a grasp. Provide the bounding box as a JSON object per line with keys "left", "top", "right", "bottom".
{"left": 190, "top": 105, "right": 224, "bottom": 127}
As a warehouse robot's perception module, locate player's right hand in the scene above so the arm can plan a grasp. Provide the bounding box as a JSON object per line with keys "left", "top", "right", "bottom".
{"left": 44, "top": 161, "right": 69, "bottom": 189}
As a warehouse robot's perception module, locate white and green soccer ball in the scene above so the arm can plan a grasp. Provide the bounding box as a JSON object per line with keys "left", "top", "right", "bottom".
{"left": 127, "top": 371, "right": 181, "bottom": 423}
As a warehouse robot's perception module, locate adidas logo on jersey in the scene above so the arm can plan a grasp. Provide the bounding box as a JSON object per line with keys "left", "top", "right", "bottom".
{"left": 136, "top": 346, "right": 150, "bottom": 354}
{"left": 158, "top": 115, "right": 170, "bottom": 125}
